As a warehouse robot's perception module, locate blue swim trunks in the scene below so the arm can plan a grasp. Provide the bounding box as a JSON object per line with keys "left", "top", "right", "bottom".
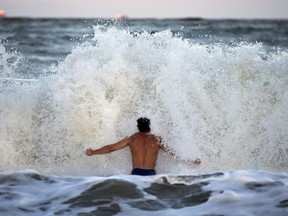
{"left": 131, "top": 168, "right": 156, "bottom": 176}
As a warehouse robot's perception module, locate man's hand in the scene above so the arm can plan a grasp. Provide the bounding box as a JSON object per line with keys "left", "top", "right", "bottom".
{"left": 184, "top": 158, "right": 201, "bottom": 165}
{"left": 86, "top": 148, "right": 94, "bottom": 156}
{"left": 193, "top": 158, "right": 201, "bottom": 165}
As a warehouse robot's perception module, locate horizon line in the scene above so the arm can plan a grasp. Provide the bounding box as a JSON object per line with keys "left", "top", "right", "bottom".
{"left": 1, "top": 16, "right": 287, "bottom": 21}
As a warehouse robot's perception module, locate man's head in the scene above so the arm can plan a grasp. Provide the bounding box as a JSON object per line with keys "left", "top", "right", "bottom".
{"left": 137, "top": 117, "right": 151, "bottom": 132}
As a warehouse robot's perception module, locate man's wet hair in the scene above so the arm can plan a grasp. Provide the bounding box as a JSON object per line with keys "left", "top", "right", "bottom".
{"left": 137, "top": 117, "right": 151, "bottom": 132}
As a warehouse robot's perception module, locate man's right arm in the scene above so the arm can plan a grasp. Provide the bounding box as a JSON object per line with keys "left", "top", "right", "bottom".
{"left": 157, "top": 136, "right": 177, "bottom": 157}
{"left": 159, "top": 139, "right": 201, "bottom": 165}
{"left": 159, "top": 143, "right": 177, "bottom": 157}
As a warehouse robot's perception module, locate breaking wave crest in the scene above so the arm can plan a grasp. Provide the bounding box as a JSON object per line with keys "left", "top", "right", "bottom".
{"left": 1, "top": 27, "right": 288, "bottom": 175}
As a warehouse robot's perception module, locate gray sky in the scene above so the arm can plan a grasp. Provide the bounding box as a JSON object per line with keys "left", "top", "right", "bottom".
{"left": 1, "top": 0, "right": 288, "bottom": 19}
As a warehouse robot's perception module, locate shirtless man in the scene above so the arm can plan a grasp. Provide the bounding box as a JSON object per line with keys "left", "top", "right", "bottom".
{"left": 86, "top": 117, "right": 201, "bottom": 176}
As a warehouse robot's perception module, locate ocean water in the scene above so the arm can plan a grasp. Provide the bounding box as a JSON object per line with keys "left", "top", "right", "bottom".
{"left": 0, "top": 18, "right": 288, "bottom": 215}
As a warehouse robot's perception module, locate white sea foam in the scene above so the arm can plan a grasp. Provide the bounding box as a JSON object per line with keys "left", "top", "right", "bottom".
{"left": 0, "top": 170, "right": 287, "bottom": 215}
{"left": 0, "top": 27, "right": 288, "bottom": 175}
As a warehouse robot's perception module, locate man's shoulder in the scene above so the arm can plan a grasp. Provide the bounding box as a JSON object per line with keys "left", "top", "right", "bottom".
{"left": 132, "top": 132, "right": 160, "bottom": 140}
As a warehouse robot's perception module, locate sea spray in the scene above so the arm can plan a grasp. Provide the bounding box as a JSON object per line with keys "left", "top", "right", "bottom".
{"left": 1, "top": 26, "right": 288, "bottom": 175}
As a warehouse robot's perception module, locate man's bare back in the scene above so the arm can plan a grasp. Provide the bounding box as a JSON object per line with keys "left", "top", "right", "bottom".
{"left": 86, "top": 117, "right": 201, "bottom": 175}
{"left": 85, "top": 132, "right": 162, "bottom": 169}
{"left": 128, "top": 132, "right": 161, "bottom": 169}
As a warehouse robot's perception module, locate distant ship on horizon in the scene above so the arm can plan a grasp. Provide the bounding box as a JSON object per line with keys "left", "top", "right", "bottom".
{"left": 114, "top": 12, "right": 128, "bottom": 20}
{"left": 0, "top": 9, "right": 5, "bottom": 17}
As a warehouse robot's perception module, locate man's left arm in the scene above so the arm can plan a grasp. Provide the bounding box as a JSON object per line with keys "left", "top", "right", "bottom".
{"left": 86, "top": 136, "right": 130, "bottom": 156}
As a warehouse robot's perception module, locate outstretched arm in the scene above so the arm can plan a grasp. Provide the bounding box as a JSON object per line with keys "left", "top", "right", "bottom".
{"left": 86, "top": 136, "right": 130, "bottom": 156}
{"left": 160, "top": 143, "right": 176, "bottom": 157}
{"left": 160, "top": 142, "right": 201, "bottom": 165}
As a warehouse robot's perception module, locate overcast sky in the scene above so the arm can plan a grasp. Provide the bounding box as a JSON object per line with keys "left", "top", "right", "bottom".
{"left": 1, "top": 0, "right": 287, "bottom": 19}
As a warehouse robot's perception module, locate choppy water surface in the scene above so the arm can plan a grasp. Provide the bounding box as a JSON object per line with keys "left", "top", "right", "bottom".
{"left": 0, "top": 170, "right": 288, "bottom": 215}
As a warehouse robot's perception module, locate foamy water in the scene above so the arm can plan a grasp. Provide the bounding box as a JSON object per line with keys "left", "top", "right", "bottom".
{"left": 0, "top": 170, "right": 287, "bottom": 215}
{"left": 1, "top": 18, "right": 288, "bottom": 215}
{"left": 1, "top": 26, "right": 288, "bottom": 176}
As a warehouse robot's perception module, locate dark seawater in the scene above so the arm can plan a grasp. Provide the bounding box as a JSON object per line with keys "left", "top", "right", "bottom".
{"left": 1, "top": 18, "right": 287, "bottom": 78}
{"left": 0, "top": 170, "right": 287, "bottom": 215}
{"left": 0, "top": 18, "right": 288, "bottom": 215}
